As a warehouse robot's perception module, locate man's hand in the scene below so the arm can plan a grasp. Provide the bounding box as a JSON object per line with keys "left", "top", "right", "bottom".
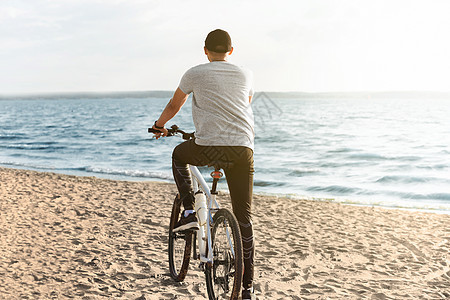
{"left": 152, "top": 124, "right": 168, "bottom": 139}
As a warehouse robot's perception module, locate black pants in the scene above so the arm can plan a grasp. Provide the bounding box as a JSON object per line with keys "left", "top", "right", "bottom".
{"left": 172, "top": 139, "right": 255, "bottom": 289}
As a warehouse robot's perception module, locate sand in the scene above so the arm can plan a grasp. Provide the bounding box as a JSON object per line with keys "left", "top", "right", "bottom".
{"left": 0, "top": 167, "right": 449, "bottom": 299}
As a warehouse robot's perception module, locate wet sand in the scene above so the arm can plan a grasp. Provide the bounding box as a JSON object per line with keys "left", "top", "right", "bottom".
{"left": 1, "top": 167, "right": 449, "bottom": 299}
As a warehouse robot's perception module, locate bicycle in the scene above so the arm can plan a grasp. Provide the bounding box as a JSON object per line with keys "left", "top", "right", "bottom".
{"left": 149, "top": 125, "right": 244, "bottom": 300}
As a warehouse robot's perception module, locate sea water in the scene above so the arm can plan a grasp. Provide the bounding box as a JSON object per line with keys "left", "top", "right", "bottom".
{"left": 1, "top": 93, "right": 449, "bottom": 213}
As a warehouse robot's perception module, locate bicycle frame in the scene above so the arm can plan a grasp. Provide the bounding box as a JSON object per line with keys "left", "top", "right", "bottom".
{"left": 190, "top": 165, "right": 219, "bottom": 264}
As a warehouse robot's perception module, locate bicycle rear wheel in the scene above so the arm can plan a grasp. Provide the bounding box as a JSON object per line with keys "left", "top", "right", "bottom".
{"left": 205, "top": 208, "right": 243, "bottom": 300}
{"left": 168, "top": 195, "right": 192, "bottom": 281}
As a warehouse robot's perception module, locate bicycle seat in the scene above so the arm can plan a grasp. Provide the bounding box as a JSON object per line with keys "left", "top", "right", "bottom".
{"left": 208, "top": 160, "right": 234, "bottom": 170}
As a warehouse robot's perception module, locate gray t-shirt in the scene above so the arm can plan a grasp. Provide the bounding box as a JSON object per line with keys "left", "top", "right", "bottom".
{"left": 178, "top": 61, "right": 255, "bottom": 150}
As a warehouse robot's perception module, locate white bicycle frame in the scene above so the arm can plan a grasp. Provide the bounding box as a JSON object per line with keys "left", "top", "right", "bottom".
{"left": 190, "top": 165, "right": 219, "bottom": 264}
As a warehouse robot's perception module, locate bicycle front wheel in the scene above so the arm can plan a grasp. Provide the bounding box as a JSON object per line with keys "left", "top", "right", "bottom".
{"left": 205, "top": 208, "right": 243, "bottom": 300}
{"left": 168, "top": 195, "right": 192, "bottom": 282}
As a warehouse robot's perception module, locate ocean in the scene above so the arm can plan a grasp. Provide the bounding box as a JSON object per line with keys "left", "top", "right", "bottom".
{"left": 1, "top": 92, "right": 450, "bottom": 213}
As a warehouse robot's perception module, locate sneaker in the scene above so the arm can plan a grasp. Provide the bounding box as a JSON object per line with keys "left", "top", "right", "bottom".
{"left": 242, "top": 286, "right": 255, "bottom": 300}
{"left": 173, "top": 211, "right": 199, "bottom": 232}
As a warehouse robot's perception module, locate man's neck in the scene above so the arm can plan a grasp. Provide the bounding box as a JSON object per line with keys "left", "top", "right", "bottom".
{"left": 208, "top": 54, "right": 228, "bottom": 62}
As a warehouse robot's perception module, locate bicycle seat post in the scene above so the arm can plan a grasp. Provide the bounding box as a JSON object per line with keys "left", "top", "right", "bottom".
{"left": 210, "top": 166, "right": 223, "bottom": 195}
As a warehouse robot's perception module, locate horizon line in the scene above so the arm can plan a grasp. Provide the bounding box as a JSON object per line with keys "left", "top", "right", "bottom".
{"left": 2, "top": 89, "right": 450, "bottom": 97}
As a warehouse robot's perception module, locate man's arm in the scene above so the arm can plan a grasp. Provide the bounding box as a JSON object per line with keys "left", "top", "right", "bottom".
{"left": 249, "top": 95, "right": 253, "bottom": 104}
{"left": 152, "top": 87, "right": 189, "bottom": 137}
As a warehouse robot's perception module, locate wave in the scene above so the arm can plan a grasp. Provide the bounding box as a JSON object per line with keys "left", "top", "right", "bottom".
{"left": 376, "top": 175, "right": 429, "bottom": 184}
{"left": 288, "top": 168, "right": 321, "bottom": 177}
{"left": 424, "top": 193, "right": 450, "bottom": 201}
{"left": 326, "top": 147, "right": 356, "bottom": 154}
{"left": 376, "top": 175, "right": 450, "bottom": 186}
{"left": 0, "top": 142, "right": 66, "bottom": 151}
{"left": 392, "top": 155, "right": 421, "bottom": 162}
{"left": 306, "top": 185, "right": 364, "bottom": 195}
{"left": 254, "top": 180, "right": 285, "bottom": 187}
{"left": 346, "top": 153, "right": 422, "bottom": 162}
{"left": 0, "top": 162, "right": 172, "bottom": 181}
{"left": 114, "top": 141, "right": 141, "bottom": 146}
{"left": 417, "top": 164, "right": 448, "bottom": 170}
{"left": 395, "top": 191, "right": 450, "bottom": 201}
{"left": 0, "top": 135, "right": 25, "bottom": 140}
{"left": 347, "top": 153, "right": 387, "bottom": 161}
{"left": 79, "top": 166, "right": 173, "bottom": 180}
{"left": 318, "top": 161, "right": 366, "bottom": 168}
{"left": 0, "top": 161, "right": 56, "bottom": 170}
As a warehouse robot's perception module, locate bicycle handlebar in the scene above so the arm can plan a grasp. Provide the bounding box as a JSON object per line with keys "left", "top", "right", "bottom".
{"left": 148, "top": 124, "right": 195, "bottom": 140}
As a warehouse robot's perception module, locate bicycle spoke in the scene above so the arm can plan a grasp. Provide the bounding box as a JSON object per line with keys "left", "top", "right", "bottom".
{"left": 224, "top": 224, "right": 236, "bottom": 258}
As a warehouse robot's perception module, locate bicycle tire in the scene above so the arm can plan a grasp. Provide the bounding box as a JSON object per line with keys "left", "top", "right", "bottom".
{"left": 205, "top": 208, "right": 243, "bottom": 300}
{"left": 168, "top": 195, "right": 192, "bottom": 282}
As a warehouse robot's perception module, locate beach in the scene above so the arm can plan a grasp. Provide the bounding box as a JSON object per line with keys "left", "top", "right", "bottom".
{"left": 0, "top": 167, "right": 449, "bottom": 299}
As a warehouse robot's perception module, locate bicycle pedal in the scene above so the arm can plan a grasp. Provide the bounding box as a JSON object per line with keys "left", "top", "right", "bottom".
{"left": 198, "top": 262, "right": 205, "bottom": 271}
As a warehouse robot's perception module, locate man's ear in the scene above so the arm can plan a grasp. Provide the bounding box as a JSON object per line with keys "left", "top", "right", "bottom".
{"left": 228, "top": 47, "right": 234, "bottom": 55}
{"left": 204, "top": 47, "right": 208, "bottom": 55}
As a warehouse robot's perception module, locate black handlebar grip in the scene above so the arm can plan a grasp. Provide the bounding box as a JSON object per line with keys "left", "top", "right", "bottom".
{"left": 148, "top": 128, "right": 162, "bottom": 133}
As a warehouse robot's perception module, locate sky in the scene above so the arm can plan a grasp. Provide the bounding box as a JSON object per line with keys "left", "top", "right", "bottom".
{"left": 1, "top": 0, "right": 450, "bottom": 94}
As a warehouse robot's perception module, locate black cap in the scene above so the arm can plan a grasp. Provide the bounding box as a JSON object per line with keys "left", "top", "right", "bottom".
{"left": 205, "top": 29, "right": 232, "bottom": 53}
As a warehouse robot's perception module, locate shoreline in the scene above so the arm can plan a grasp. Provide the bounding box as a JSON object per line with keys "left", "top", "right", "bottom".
{"left": 2, "top": 164, "right": 449, "bottom": 216}
{"left": 1, "top": 167, "right": 449, "bottom": 299}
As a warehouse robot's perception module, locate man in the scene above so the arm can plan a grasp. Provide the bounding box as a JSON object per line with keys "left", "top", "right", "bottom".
{"left": 152, "top": 29, "right": 255, "bottom": 299}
